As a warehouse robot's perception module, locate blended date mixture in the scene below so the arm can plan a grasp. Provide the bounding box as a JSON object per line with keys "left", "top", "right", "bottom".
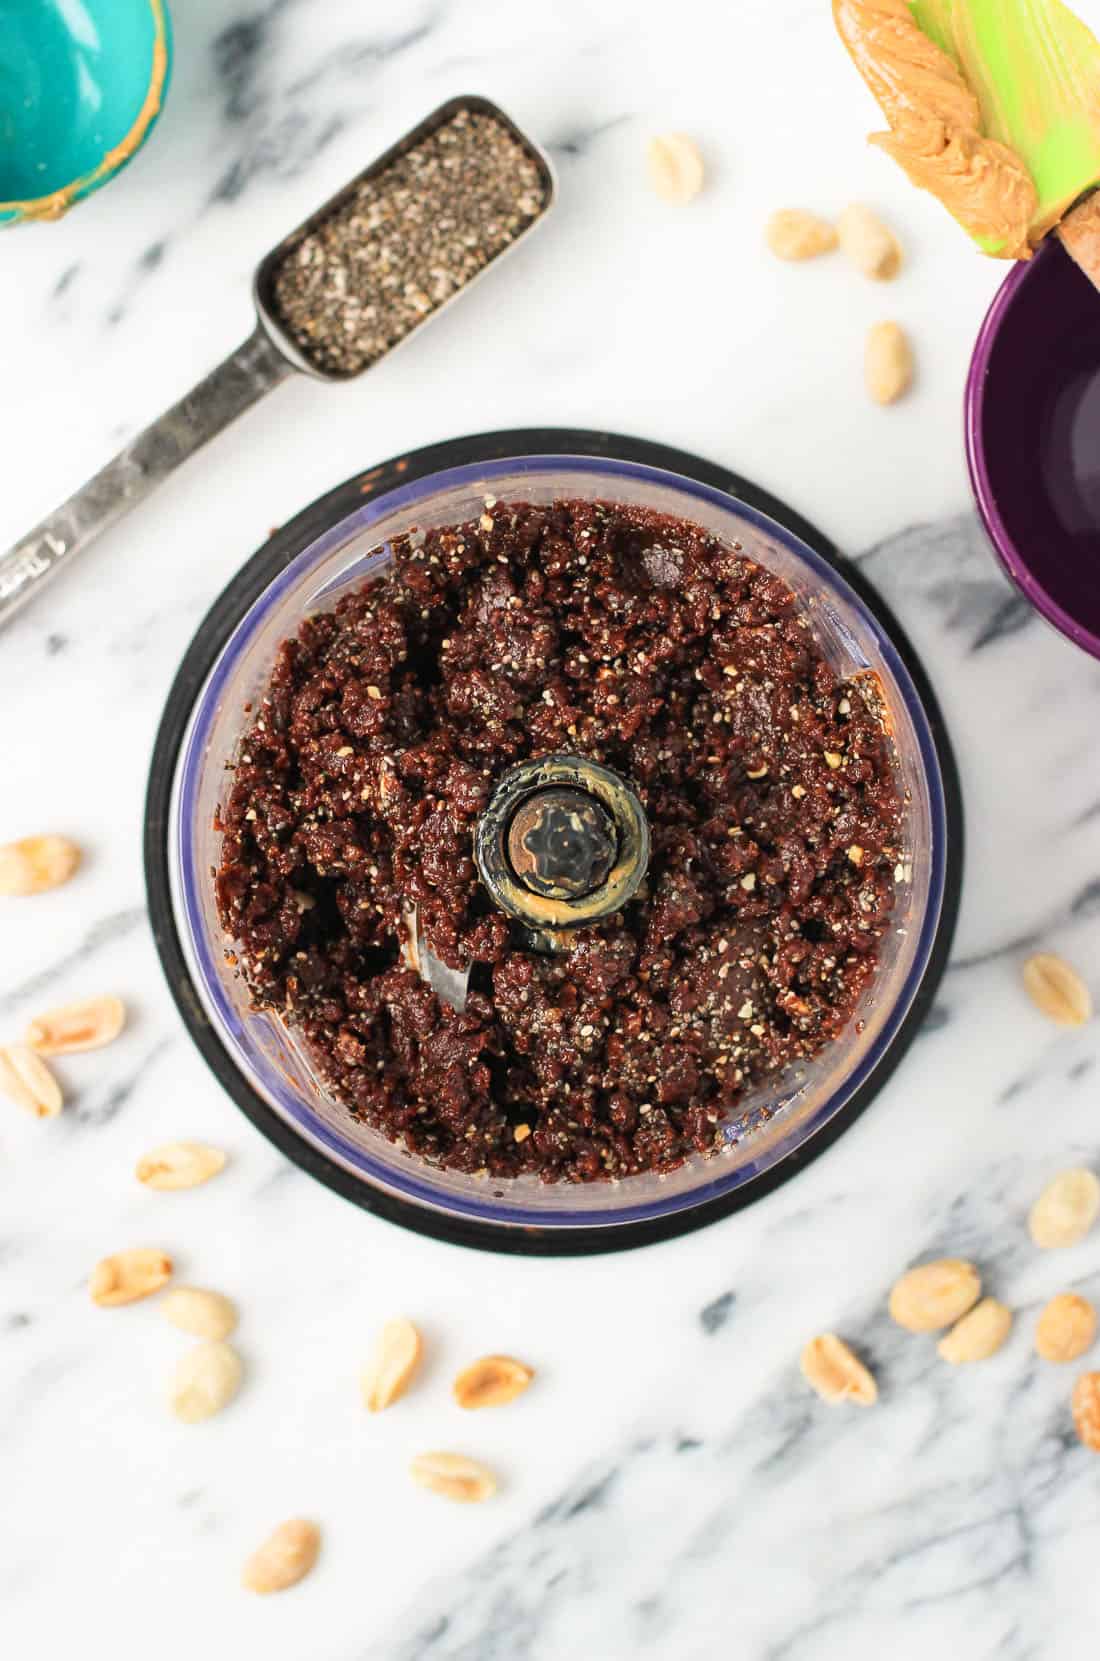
{"left": 216, "top": 500, "right": 902, "bottom": 1184}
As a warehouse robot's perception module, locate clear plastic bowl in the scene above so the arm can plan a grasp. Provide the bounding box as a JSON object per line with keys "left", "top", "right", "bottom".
{"left": 170, "top": 457, "right": 947, "bottom": 1237}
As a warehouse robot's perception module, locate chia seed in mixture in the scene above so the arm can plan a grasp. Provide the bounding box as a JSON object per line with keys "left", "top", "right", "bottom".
{"left": 215, "top": 500, "right": 902, "bottom": 1184}
{"left": 269, "top": 107, "right": 549, "bottom": 377}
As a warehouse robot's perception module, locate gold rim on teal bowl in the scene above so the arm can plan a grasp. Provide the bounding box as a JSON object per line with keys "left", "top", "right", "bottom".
{"left": 0, "top": 0, "right": 172, "bottom": 226}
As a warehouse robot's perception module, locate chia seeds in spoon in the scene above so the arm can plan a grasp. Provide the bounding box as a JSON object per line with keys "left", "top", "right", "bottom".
{"left": 270, "top": 108, "right": 549, "bottom": 377}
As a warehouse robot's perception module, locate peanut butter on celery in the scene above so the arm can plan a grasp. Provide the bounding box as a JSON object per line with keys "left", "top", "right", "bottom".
{"left": 833, "top": 0, "right": 1037, "bottom": 258}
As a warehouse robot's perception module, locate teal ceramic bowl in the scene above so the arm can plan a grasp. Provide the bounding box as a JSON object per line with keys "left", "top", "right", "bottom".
{"left": 0, "top": 0, "right": 171, "bottom": 226}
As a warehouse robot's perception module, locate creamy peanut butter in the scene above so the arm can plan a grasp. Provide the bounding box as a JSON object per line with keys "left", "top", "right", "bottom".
{"left": 1058, "top": 190, "right": 1100, "bottom": 291}
{"left": 833, "top": 0, "right": 1037, "bottom": 259}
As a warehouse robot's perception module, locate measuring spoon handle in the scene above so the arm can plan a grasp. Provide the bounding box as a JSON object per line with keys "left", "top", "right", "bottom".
{"left": 0, "top": 327, "right": 293, "bottom": 633}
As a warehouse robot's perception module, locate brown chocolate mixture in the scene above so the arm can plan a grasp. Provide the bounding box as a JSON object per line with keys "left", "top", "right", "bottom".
{"left": 215, "top": 500, "right": 902, "bottom": 1184}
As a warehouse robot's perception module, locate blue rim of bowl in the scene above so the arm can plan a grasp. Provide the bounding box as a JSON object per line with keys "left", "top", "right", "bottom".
{"left": 174, "top": 454, "right": 949, "bottom": 1232}
{"left": 0, "top": 0, "right": 172, "bottom": 225}
{"left": 964, "top": 239, "right": 1100, "bottom": 661}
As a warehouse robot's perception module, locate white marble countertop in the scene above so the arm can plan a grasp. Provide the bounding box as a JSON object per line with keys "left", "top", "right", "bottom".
{"left": 4, "top": 2, "right": 1100, "bottom": 1656}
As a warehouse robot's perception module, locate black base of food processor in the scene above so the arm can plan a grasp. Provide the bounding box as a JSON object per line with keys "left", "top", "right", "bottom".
{"left": 145, "top": 428, "right": 964, "bottom": 1257}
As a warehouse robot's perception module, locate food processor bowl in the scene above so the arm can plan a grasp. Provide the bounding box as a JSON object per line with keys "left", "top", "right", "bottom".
{"left": 168, "top": 457, "right": 948, "bottom": 1243}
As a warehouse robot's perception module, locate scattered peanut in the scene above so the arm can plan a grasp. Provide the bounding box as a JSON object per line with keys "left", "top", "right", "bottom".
{"left": 765, "top": 209, "right": 838, "bottom": 262}
{"left": 26, "top": 995, "right": 125, "bottom": 1055}
{"left": 161, "top": 1287, "right": 238, "bottom": 1342}
{"left": 0, "top": 834, "right": 80, "bottom": 896}
{"left": 888, "top": 1259, "right": 981, "bottom": 1332}
{"left": 646, "top": 133, "right": 705, "bottom": 204}
{"left": 170, "top": 1340, "right": 243, "bottom": 1423}
{"left": 1035, "top": 1293, "right": 1097, "bottom": 1363}
{"left": 1022, "top": 953, "right": 1092, "bottom": 1027}
{"left": 1028, "top": 1169, "right": 1100, "bottom": 1249}
{"left": 242, "top": 1519, "right": 320, "bottom": 1595}
{"left": 135, "top": 1141, "right": 227, "bottom": 1191}
{"left": 937, "top": 1298, "right": 1013, "bottom": 1364}
{"left": 453, "top": 1354, "right": 534, "bottom": 1410}
{"left": 800, "top": 1334, "right": 878, "bottom": 1405}
{"left": 409, "top": 1452, "right": 498, "bottom": 1504}
{"left": 0, "top": 1043, "right": 62, "bottom": 1118}
{"left": 90, "top": 1247, "right": 172, "bottom": 1307}
{"left": 361, "top": 1317, "right": 422, "bottom": 1412}
{"left": 865, "top": 321, "right": 914, "bottom": 405}
{"left": 1072, "top": 1372, "right": 1100, "bottom": 1452}
{"left": 837, "top": 204, "right": 903, "bottom": 280}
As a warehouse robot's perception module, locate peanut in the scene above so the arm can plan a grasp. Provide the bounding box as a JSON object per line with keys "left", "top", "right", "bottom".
{"left": 865, "top": 321, "right": 914, "bottom": 405}
{"left": 800, "top": 1334, "right": 877, "bottom": 1405}
{"left": 26, "top": 995, "right": 125, "bottom": 1055}
{"left": 1035, "top": 1294, "right": 1097, "bottom": 1363}
{"left": 169, "top": 1341, "right": 243, "bottom": 1423}
{"left": 136, "top": 1142, "right": 227, "bottom": 1191}
{"left": 1022, "top": 953, "right": 1092, "bottom": 1026}
{"left": 1029, "top": 1169, "right": 1100, "bottom": 1249}
{"left": 0, "top": 834, "right": 80, "bottom": 896}
{"left": 937, "top": 1298, "right": 1013, "bottom": 1364}
{"left": 410, "top": 1452, "right": 497, "bottom": 1504}
{"left": 837, "top": 204, "right": 903, "bottom": 280}
{"left": 646, "top": 134, "right": 705, "bottom": 204}
{"left": 889, "top": 1258, "right": 981, "bottom": 1332}
{"left": 765, "top": 210, "right": 838, "bottom": 262}
{"left": 1072, "top": 1372, "right": 1100, "bottom": 1451}
{"left": 242, "top": 1519, "right": 320, "bottom": 1595}
{"left": 360, "top": 1317, "right": 422, "bottom": 1412}
{"left": 0, "top": 1043, "right": 62, "bottom": 1118}
{"left": 453, "top": 1354, "right": 534, "bottom": 1410}
{"left": 90, "top": 1247, "right": 172, "bottom": 1307}
{"left": 161, "top": 1287, "right": 238, "bottom": 1341}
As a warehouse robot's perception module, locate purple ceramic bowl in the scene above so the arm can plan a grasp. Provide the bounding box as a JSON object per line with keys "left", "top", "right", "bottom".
{"left": 966, "top": 237, "right": 1100, "bottom": 658}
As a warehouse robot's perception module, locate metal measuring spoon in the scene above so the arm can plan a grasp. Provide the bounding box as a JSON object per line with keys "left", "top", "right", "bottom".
{"left": 0, "top": 95, "right": 555, "bottom": 630}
